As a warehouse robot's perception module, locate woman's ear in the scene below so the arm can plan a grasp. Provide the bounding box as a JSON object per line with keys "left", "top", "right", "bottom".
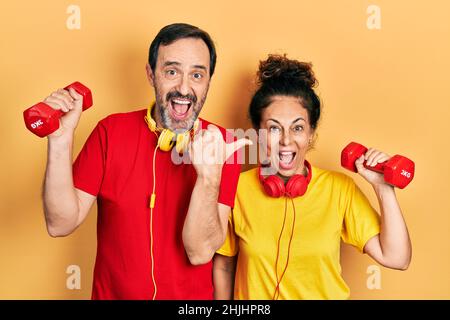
{"left": 308, "top": 131, "right": 317, "bottom": 149}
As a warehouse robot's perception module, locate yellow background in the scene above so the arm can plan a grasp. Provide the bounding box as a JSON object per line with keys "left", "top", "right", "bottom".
{"left": 1, "top": 0, "right": 449, "bottom": 299}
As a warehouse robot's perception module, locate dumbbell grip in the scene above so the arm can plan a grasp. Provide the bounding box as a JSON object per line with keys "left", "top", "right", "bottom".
{"left": 47, "top": 82, "right": 91, "bottom": 114}
{"left": 24, "top": 81, "right": 92, "bottom": 138}
{"left": 53, "top": 109, "right": 65, "bottom": 118}
{"left": 362, "top": 161, "right": 385, "bottom": 174}
{"left": 64, "top": 82, "right": 92, "bottom": 111}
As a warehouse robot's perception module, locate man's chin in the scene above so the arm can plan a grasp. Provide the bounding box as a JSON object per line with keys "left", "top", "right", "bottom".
{"left": 167, "top": 118, "right": 195, "bottom": 133}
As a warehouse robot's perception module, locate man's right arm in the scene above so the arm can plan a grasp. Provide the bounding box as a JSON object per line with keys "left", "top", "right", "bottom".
{"left": 42, "top": 88, "right": 96, "bottom": 237}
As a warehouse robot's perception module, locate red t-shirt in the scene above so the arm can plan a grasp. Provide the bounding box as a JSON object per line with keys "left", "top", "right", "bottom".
{"left": 72, "top": 109, "right": 241, "bottom": 300}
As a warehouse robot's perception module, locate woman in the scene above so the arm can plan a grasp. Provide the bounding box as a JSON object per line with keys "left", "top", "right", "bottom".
{"left": 213, "top": 54, "right": 412, "bottom": 300}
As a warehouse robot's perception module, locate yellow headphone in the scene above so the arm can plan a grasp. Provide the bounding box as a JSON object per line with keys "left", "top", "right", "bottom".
{"left": 144, "top": 103, "right": 199, "bottom": 300}
{"left": 144, "top": 104, "right": 199, "bottom": 153}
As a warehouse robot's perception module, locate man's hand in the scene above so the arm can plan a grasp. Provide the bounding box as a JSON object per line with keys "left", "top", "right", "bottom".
{"left": 189, "top": 124, "right": 252, "bottom": 181}
{"left": 43, "top": 87, "right": 84, "bottom": 138}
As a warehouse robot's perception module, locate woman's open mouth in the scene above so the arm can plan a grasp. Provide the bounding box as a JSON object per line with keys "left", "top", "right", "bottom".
{"left": 278, "top": 151, "right": 296, "bottom": 170}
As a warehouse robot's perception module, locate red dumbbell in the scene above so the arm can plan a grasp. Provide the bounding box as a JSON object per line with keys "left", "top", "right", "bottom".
{"left": 23, "top": 82, "right": 93, "bottom": 137}
{"left": 341, "top": 142, "right": 415, "bottom": 189}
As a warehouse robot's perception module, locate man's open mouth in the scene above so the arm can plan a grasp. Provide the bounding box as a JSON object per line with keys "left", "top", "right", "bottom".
{"left": 169, "top": 98, "right": 192, "bottom": 120}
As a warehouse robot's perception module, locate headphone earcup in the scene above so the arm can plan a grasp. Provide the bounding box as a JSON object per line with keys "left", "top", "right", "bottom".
{"left": 175, "top": 131, "right": 190, "bottom": 154}
{"left": 158, "top": 129, "right": 176, "bottom": 151}
{"left": 286, "top": 175, "right": 308, "bottom": 197}
{"left": 262, "top": 175, "right": 286, "bottom": 198}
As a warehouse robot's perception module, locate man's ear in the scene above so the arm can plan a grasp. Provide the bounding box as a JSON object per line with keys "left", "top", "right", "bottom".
{"left": 146, "top": 63, "right": 155, "bottom": 87}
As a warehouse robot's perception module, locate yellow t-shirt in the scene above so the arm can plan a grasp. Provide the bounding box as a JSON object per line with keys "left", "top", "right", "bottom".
{"left": 217, "top": 165, "right": 381, "bottom": 300}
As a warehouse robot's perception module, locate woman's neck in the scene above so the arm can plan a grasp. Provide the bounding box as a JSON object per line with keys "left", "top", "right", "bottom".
{"left": 277, "top": 164, "right": 308, "bottom": 184}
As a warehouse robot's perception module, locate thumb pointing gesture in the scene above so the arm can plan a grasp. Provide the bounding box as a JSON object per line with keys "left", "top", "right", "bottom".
{"left": 225, "top": 138, "right": 253, "bottom": 162}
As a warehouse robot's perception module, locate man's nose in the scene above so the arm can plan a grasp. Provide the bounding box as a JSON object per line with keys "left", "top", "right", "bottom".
{"left": 176, "top": 74, "right": 190, "bottom": 96}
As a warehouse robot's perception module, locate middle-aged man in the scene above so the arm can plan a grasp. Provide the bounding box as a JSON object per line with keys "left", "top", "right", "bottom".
{"left": 41, "top": 23, "right": 250, "bottom": 299}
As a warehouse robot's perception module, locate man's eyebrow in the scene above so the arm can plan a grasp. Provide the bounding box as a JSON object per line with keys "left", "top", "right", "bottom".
{"left": 163, "top": 61, "right": 181, "bottom": 67}
{"left": 193, "top": 64, "right": 208, "bottom": 71}
{"left": 163, "top": 61, "right": 207, "bottom": 72}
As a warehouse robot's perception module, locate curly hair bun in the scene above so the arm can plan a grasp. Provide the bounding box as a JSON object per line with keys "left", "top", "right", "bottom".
{"left": 258, "top": 54, "right": 317, "bottom": 89}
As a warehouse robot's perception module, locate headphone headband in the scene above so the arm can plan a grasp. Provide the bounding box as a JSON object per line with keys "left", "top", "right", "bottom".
{"left": 259, "top": 160, "right": 312, "bottom": 198}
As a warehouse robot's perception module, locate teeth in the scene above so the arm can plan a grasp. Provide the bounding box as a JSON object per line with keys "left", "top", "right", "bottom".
{"left": 279, "top": 152, "right": 295, "bottom": 163}
{"left": 172, "top": 99, "right": 190, "bottom": 105}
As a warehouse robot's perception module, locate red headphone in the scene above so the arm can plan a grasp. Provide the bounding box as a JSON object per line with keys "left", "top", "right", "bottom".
{"left": 258, "top": 160, "right": 313, "bottom": 299}
{"left": 259, "top": 160, "right": 312, "bottom": 198}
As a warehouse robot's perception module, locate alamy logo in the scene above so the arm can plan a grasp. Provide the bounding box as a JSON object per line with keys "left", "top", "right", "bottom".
{"left": 66, "top": 265, "right": 81, "bottom": 290}
{"left": 66, "top": 5, "right": 81, "bottom": 30}
{"left": 367, "top": 5, "right": 381, "bottom": 30}
{"left": 366, "top": 265, "right": 382, "bottom": 290}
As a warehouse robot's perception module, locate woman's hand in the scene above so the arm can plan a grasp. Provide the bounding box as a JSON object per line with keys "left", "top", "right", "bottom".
{"left": 355, "top": 148, "right": 391, "bottom": 187}
{"left": 358, "top": 148, "right": 412, "bottom": 270}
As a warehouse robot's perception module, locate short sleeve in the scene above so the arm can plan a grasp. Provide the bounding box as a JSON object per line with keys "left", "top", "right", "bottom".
{"left": 72, "top": 121, "right": 107, "bottom": 196}
{"left": 217, "top": 130, "right": 242, "bottom": 208}
{"left": 216, "top": 210, "right": 239, "bottom": 257}
{"left": 341, "top": 179, "right": 381, "bottom": 253}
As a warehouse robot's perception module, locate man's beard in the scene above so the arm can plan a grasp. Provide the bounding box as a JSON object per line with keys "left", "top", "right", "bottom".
{"left": 155, "top": 88, "right": 207, "bottom": 133}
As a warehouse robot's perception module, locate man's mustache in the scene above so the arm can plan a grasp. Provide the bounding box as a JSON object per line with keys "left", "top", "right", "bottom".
{"left": 166, "top": 91, "right": 197, "bottom": 104}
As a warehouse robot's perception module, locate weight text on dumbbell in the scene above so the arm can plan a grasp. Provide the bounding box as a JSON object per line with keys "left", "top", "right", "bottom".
{"left": 401, "top": 170, "right": 411, "bottom": 179}
{"left": 31, "top": 119, "right": 44, "bottom": 129}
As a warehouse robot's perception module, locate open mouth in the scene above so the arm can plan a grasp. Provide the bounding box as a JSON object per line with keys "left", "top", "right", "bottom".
{"left": 278, "top": 151, "right": 296, "bottom": 170}
{"left": 169, "top": 98, "right": 192, "bottom": 121}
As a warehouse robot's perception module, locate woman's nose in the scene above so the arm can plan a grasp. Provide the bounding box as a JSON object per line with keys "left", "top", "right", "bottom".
{"left": 280, "top": 130, "right": 291, "bottom": 146}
